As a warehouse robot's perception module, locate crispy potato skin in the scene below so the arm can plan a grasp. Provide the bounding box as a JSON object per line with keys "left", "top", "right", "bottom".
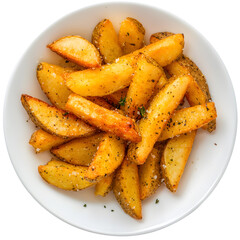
{"left": 161, "top": 131, "right": 196, "bottom": 192}
{"left": 150, "top": 32, "right": 174, "bottom": 43}
{"left": 37, "top": 62, "right": 74, "bottom": 110}
{"left": 47, "top": 35, "right": 101, "bottom": 68}
{"left": 139, "top": 148, "right": 162, "bottom": 200}
{"left": 85, "top": 133, "right": 125, "bottom": 181}
{"left": 65, "top": 34, "right": 184, "bottom": 96}
{"left": 21, "top": 94, "right": 96, "bottom": 138}
{"left": 119, "top": 17, "right": 145, "bottom": 54}
{"left": 113, "top": 158, "right": 142, "bottom": 219}
{"left": 127, "top": 75, "right": 191, "bottom": 165}
{"left": 38, "top": 159, "right": 96, "bottom": 191}
{"left": 65, "top": 94, "right": 141, "bottom": 143}
{"left": 125, "top": 54, "right": 163, "bottom": 119}
{"left": 95, "top": 173, "right": 114, "bottom": 197}
{"left": 158, "top": 102, "right": 217, "bottom": 141}
{"left": 92, "top": 19, "right": 123, "bottom": 63}
{"left": 51, "top": 133, "right": 103, "bottom": 166}
{"left": 29, "top": 129, "right": 69, "bottom": 153}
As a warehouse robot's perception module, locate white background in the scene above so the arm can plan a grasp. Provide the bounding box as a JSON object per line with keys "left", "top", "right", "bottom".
{"left": 1, "top": 0, "right": 239, "bottom": 239}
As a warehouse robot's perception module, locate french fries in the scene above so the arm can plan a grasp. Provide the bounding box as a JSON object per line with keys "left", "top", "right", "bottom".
{"left": 127, "top": 75, "right": 191, "bottom": 165}
{"left": 85, "top": 133, "right": 125, "bottom": 181}
{"left": 51, "top": 133, "right": 103, "bottom": 166}
{"left": 38, "top": 159, "right": 96, "bottom": 191}
{"left": 29, "top": 129, "right": 69, "bottom": 153}
{"left": 139, "top": 148, "right": 162, "bottom": 200}
{"left": 125, "top": 54, "right": 163, "bottom": 119}
{"left": 37, "top": 62, "right": 74, "bottom": 110}
{"left": 161, "top": 131, "right": 196, "bottom": 192}
{"left": 158, "top": 102, "right": 217, "bottom": 141}
{"left": 21, "top": 94, "right": 96, "bottom": 138}
{"left": 113, "top": 158, "right": 142, "bottom": 219}
{"left": 65, "top": 94, "right": 141, "bottom": 143}
{"left": 65, "top": 34, "right": 184, "bottom": 96}
{"left": 92, "top": 19, "right": 123, "bottom": 63}
{"left": 119, "top": 17, "right": 145, "bottom": 54}
{"left": 95, "top": 173, "right": 114, "bottom": 197}
{"left": 21, "top": 17, "right": 218, "bottom": 220}
{"left": 48, "top": 36, "right": 101, "bottom": 68}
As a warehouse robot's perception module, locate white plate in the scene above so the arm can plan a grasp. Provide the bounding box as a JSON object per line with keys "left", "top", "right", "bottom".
{"left": 4, "top": 2, "right": 237, "bottom": 236}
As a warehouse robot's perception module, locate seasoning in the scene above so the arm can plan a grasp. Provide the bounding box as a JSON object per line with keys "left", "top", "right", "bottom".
{"left": 138, "top": 106, "right": 146, "bottom": 117}
{"left": 155, "top": 199, "right": 159, "bottom": 204}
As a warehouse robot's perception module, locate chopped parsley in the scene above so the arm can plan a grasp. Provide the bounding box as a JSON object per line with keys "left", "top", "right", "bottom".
{"left": 155, "top": 199, "right": 159, "bottom": 204}
{"left": 138, "top": 106, "right": 146, "bottom": 117}
{"left": 63, "top": 112, "right": 69, "bottom": 116}
{"left": 83, "top": 204, "right": 87, "bottom": 207}
{"left": 119, "top": 97, "right": 126, "bottom": 106}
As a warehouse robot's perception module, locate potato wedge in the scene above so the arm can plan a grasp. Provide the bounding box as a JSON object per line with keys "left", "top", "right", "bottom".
{"left": 29, "top": 129, "right": 69, "bottom": 153}
{"left": 85, "top": 96, "right": 115, "bottom": 110}
{"left": 139, "top": 148, "right": 161, "bottom": 200}
{"left": 21, "top": 94, "right": 96, "bottom": 138}
{"left": 38, "top": 159, "right": 96, "bottom": 191}
{"left": 166, "top": 56, "right": 216, "bottom": 132}
{"left": 150, "top": 32, "right": 174, "bottom": 43}
{"left": 95, "top": 173, "right": 114, "bottom": 197}
{"left": 127, "top": 75, "right": 191, "bottom": 165}
{"left": 47, "top": 36, "right": 101, "bottom": 68}
{"left": 65, "top": 94, "right": 141, "bottom": 143}
{"left": 119, "top": 17, "right": 145, "bottom": 54}
{"left": 158, "top": 102, "right": 217, "bottom": 141}
{"left": 161, "top": 131, "right": 196, "bottom": 192}
{"left": 51, "top": 133, "right": 103, "bottom": 166}
{"left": 65, "top": 34, "right": 184, "bottom": 96}
{"left": 92, "top": 19, "right": 123, "bottom": 63}
{"left": 85, "top": 133, "right": 125, "bottom": 181}
{"left": 125, "top": 54, "right": 163, "bottom": 118}
{"left": 113, "top": 158, "right": 142, "bottom": 219}
{"left": 37, "top": 62, "right": 74, "bottom": 110}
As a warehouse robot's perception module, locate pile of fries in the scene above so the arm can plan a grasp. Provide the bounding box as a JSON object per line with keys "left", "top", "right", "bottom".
{"left": 21, "top": 17, "right": 217, "bottom": 220}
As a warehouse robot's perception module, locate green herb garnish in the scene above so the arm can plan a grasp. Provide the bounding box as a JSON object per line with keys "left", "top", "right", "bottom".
{"left": 138, "top": 106, "right": 146, "bottom": 117}
{"left": 155, "top": 199, "right": 159, "bottom": 204}
{"left": 119, "top": 97, "right": 126, "bottom": 106}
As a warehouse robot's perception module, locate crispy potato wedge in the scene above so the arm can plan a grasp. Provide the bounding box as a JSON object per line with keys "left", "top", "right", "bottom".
{"left": 29, "top": 129, "right": 69, "bottom": 153}
{"left": 47, "top": 36, "right": 101, "bottom": 68}
{"left": 65, "top": 94, "right": 141, "bottom": 142}
{"left": 92, "top": 19, "right": 123, "bottom": 63}
{"left": 166, "top": 56, "right": 216, "bottom": 132}
{"left": 150, "top": 32, "right": 174, "bottom": 43}
{"left": 119, "top": 17, "right": 145, "bottom": 54}
{"left": 158, "top": 102, "right": 217, "bottom": 141}
{"left": 95, "top": 173, "right": 114, "bottom": 197}
{"left": 51, "top": 133, "right": 103, "bottom": 166}
{"left": 21, "top": 94, "right": 96, "bottom": 138}
{"left": 38, "top": 159, "right": 96, "bottom": 191}
{"left": 139, "top": 148, "right": 161, "bottom": 200}
{"left": 85, "top": 96, "right": 115, "bottom": 110}
{"left": 65, "top": 34, "right": 184, "bottom": 96}
{"left": 37, "top": 62, "right": 74, "bottom": 110}
{"left": 161, "top": 131, "right": 196, "bottom": 192}
{"left": 113, "top": 158, "right": 142, "bottom": 219}
{"left": 125, "top": 54, "right": 163, "bottom": 118}
{"left": 85, "top": 133, "right": 125, "bottom": 181}
{"left": 127, "top": 75, "right": 191, "bottom": 165}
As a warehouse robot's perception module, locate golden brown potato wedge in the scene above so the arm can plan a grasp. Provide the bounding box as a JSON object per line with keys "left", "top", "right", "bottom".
{"left": 85, "top": 96, "right": 115, "bottom": 110}
{"left": 37, "top": 62, "right": 74, "bottom": 110}
{"left": 92, "top": 19, "right": 123, "bottom": 63}
{"left": 113, "top": 158, "right": 142, "bottom": 220}
{"left": 21, "top": 94, "right": 96, "bottom": 138}
{"left": 139, "top": 148, "right": 162, "bottom": 200}
{"left": 65, "top": 34, "right": 184, "bottom": 96}
{"left": 85, "top": 133, "right": 125, "bottom": 181}
{"left": 50, "top": 133, "right": 103, "bottom": 166}
{"left": 127, "top": 75, "right": 191, "bottom": 165}
{"left": 38, "top": 159, "right": 96, "bottom": 191}
{"left": 158, "top": 102, "right": 217, "bottom": 141}
{"left": 161, "top": 131, "right": 196, "bottom": 192}
{"left": 119, "top": 17, "right": 145, "bottom": 54}
{"left": 95, "top": 173, "right": 114, "bottom": 197}
{"left": 29, "top": 129, "right": 69, "bottom": 153}
{"left": 47, "top": 36, "right": 101, "bottom": 68}
{"left": 125, "top": 54, "right": 163, "bottom": 118}
{"left": 65, "top": 94, "right": 141, "bottom": 143}
{"left": 150, "top": 32, "right": 174, "bottom": 43}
